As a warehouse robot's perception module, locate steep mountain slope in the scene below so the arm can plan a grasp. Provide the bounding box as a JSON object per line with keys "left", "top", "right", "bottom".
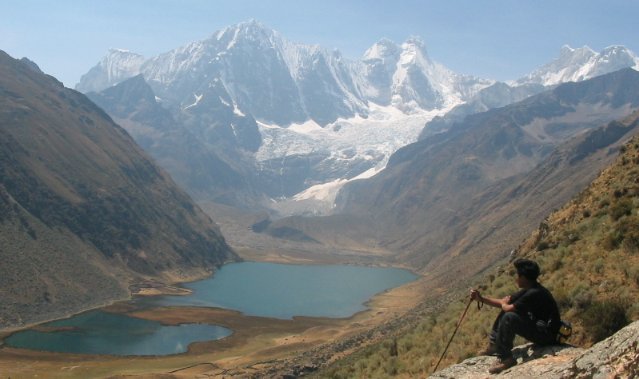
{"left": 338, "top": 68, "right": 639, "bottom": 259}
{"left": 0, "top": 51, "right": 237, "bottom": 329}
{"left": 321, "top": 110, "right": 639, "bottom": 378}
{"left": 87, "top": 75, "right": 263, "bottom": 207}
{"left": 418, "top": 82, "right": 547, "bottom": 139}
{"left": 423, "top": 109, "right": 639, "bottom": 277}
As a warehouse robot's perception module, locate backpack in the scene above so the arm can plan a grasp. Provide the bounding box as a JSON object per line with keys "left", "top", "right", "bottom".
{"left": 556, "top": 320, "right": 572, "bottom": 343}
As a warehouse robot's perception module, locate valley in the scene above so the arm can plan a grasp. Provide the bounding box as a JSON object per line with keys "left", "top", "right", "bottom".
{"left": 2, "top": 15, "right": 639, "bottom": 379}
{"left": 0, "top": 253, "right": 429, "bottom": 378}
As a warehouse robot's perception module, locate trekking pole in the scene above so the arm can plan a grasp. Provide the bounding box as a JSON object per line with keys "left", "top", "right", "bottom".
{"left": 432, "top": 297, "right": 474, "bottom": 374}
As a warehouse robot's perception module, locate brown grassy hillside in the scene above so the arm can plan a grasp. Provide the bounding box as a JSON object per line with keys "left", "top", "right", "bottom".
{"left": 319, "top": 111, "right": 639, "bottom": 378}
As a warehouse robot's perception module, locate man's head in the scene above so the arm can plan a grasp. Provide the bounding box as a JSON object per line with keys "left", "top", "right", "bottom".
{"left": 513, "top": 258, "right": 540, "bottom": 283}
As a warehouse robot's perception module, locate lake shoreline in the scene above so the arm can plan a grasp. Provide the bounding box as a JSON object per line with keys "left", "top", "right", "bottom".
{"left": 0, "top": 248, "right": 428, "bottom": 378}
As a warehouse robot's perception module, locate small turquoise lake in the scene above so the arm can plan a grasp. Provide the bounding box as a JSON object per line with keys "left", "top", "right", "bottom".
{"left": 143, "top": 262, "right": 418, "bottom": 319}
{"left": 4, "top": 262, "right": 417, "bottom": 355}
{"left": 4, "top": 310, "right": 231, "bottom": 356}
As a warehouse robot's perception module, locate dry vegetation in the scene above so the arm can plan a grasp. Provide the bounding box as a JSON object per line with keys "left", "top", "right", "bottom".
{"left": 319, "top": 134, "right": 639, "bottom": 378}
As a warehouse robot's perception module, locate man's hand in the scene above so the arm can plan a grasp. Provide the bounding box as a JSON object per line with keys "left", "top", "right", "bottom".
{"left": 469, "top": 290, "right": 512, "bottom": 310}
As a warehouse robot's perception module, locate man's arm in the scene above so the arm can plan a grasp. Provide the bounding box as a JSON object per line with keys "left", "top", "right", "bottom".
{"left": 470, "top": 289, "right": 516, "bottom": 312}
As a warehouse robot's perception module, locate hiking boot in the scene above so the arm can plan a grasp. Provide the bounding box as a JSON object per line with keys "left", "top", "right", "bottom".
{"left": 489, "top": 356, "right": 516, "bottom": 374}
{"left": 479, "top": 343, "right": 498, "bottom": 356}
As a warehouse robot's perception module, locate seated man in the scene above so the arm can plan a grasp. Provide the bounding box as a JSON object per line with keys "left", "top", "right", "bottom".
{"left": 470, "top": 258, "right": 561, "bottom": 374}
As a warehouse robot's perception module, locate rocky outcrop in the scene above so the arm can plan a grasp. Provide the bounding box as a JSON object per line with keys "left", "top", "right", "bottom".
{"left": 431, "top": 320, "right": 639, "bottom": 378}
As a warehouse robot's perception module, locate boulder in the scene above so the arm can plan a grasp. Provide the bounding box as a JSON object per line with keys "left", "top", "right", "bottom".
{"left": 431, "top": 320, "right": 639, "bottom": 378}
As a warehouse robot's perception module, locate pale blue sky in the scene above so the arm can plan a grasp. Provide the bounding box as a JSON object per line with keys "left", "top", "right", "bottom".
{"left": 1, "top": 0, "right": 637, "bottom": 87}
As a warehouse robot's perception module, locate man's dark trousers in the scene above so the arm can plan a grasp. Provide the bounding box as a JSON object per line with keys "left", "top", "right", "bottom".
{"left": 490, "top": 311, "right": 556, "bottom": 359}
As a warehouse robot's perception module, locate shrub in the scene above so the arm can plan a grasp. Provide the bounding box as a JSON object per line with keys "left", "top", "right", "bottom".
{"left": 625, "top": 264, "right": 639, "bottom": 286}
{"left": 602, "top": 231, "right": 623, "bottom": 251}
{"left": 552, "top": 287, "right": 571, "bottom": 309}
{"left": 618, "top": 216, "right": 639, "bottom": 253}
{"left": 570, "top": 283, "right": 593, "bottom": 310}
{"left": 560, "top": 231, "right": 580, "bottom": 246}
{"left": 622, "top": 232, "right": 639, "bottom": 253}
{"left": 610, "top": 198, "right": 633, "bottom": 221}
{"left": 537, "top": 241, "right": 550, "bottom": 251}
{"left": 593, "top": 258, "right": 605, "bottom": 274}
{"left": 580, "top": 299, "right": 629, "bottom": 343}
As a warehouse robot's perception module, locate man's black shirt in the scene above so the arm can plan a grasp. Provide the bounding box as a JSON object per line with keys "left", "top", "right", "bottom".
{"left": 510, "top": 283, "right": 561, "bottom": 335}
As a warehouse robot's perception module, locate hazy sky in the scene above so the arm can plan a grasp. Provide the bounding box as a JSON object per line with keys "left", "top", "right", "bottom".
{"left": 1, "top": 0, "right": 637, "bottom": 88}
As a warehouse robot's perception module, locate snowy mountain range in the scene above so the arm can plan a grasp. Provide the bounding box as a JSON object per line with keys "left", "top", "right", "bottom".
{"left": 515, "top": 44, "right": 639, "bottom": 86}
{"left": 77, "top": 20, "right": 493, "bottom": 124}
{"left": 76, "top": 20, "right": 639, "bottom": 215}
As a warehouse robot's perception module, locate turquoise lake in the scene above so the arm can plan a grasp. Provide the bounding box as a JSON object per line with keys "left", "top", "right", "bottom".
{"left": 4, "top": 262, "right": 417, "bottom": 355}
{"left": 4, "top": 310, "right": 231, "bottom": 355}
{"left": 144, "top": 262, "right": 418, "bottom": 319}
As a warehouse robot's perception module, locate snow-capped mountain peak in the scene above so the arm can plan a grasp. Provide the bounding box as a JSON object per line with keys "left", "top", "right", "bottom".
{"left": 559, "top": 44, "right": 596, "bottom": 60}
{"left": 389, "top": 36, "right": 494, "bottom": 112}
{"left": 76, "top": 49, "right": 145, "bottom": 93}
{"left": 78, "top": 21, "right": 492, "bottom": 123}
{"left": 401, "top": 36, "right": 430, "bottom": 58}
{"left": 515, "top": 45, "right": 639, "bottom": 86}
{"left": 214, "top": 19, "right": 280, "bottom": 50}
{"left": 363, "top": 38, "right": 400, "bottom": 62}
{"left": 593, "top": 45, "right": 639, "bottom": 76}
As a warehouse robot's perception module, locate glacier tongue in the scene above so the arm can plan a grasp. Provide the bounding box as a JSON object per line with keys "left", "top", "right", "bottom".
{"left": 256, "top": 103, "right": 450, "bottom": 164}
{"left": 257, "top": 103, "right": 454, "bottom": 215}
